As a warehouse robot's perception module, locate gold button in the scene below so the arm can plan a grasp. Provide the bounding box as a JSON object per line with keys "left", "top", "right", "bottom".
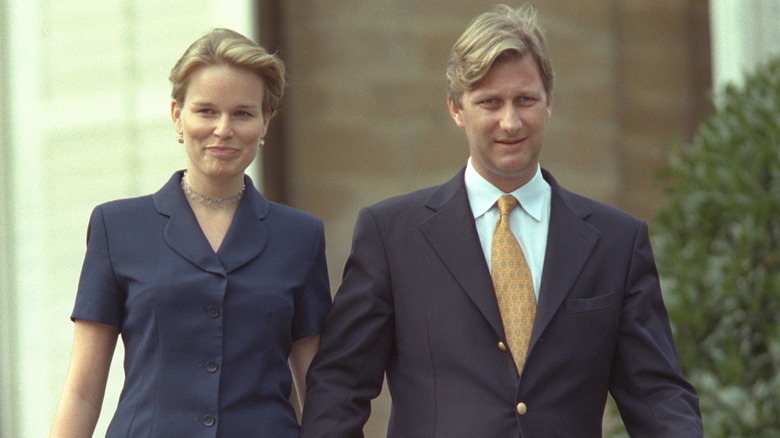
{"left": 498, "top": 341, "right": 507, "bottom": 351}
{"left": 516, "top": 402, "right": 527, "bottom": 415}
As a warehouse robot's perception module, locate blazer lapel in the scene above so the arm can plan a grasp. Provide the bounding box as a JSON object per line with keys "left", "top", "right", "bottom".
{"left": 420, "top": 169, "right": 506, "bottom": 339}
{"left": 531, "top": 170, "right": 600, "bottom": 347}
{"left": 217, "top": 176, "right": 269, "bottom": 274}
{"left": 153, "top": 171, "right": 225, "bottom": 276}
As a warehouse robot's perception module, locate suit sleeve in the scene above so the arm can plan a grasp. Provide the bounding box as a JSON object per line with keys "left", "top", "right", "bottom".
{"left": 71, "top": 205, "right": 125, "bottom": 327}
{"left": 292, "top": 218, "right": 332, "bottom": 341}
{"left": 609, "top": 221, "right": 703, "bottom": 437}
{"left": 300, "top": 207, "right": 395, "bottom": 438}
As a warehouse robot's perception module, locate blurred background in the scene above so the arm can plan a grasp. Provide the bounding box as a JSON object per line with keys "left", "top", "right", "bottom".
{"left": 0, "top": 0, "right": 778, "bottom": 437}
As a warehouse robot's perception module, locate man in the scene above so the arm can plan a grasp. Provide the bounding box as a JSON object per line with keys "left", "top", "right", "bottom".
{"left": 301, "top": 4, "right": 702, "bottom": 437}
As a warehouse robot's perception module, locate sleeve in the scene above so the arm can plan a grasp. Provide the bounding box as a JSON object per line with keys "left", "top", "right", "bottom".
{"left": 609, "top": 221, "right": 703, "bottom": 437}
{"left": 300, "top": 207, "right": 395, "bottom": 438}
{"left": 70, "top": 205, "right": 125, "bottom": 327}
{"left": 292, "top": 218, "right": 332, "bottom": 341}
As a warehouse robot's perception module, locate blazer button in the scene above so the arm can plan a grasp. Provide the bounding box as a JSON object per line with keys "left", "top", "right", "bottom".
{"left": 206, "top": 305, "right": 220, "bottom": 318}
{"left": 205, "top": 360, "right": 219, "bottom": 373}
{"left": 497, "top": 341, "right": 508, "bottom": 352}
{"left": 516, "top": 402, "right": 528, "bottom": 415}
{"left": 202, "top": 413, "right": 216, "bottom": 427}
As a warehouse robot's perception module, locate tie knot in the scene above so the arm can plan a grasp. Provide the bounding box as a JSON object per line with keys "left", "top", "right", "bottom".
{"left": 497, "top": 195, "right": 519, "bottom": 216}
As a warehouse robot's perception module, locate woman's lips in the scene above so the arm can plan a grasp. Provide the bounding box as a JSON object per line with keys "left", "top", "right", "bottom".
{"left": 206, "top": 146, "right": 240, "bottom": 156}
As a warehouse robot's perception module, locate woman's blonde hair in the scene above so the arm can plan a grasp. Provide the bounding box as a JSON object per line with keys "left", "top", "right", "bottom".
{"left": 446, "top": 4, "right": 554, "bottom": 106}
{"left": 169, "top": 28, "right": 286, "bottom": 117}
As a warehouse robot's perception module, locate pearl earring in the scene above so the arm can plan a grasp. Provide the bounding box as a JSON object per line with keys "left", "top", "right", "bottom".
{"left": 259, "top": 138, "right": 265, "bottom": 147}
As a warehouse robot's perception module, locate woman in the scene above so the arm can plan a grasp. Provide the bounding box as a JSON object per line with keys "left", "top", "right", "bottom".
{"left": 50, "top": 29, "right": 331, "bottom": 437}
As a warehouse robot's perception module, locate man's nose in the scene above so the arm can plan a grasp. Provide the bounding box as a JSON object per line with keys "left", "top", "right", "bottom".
{"left": 500, "top": 105, "right": 523, "bottom": 133}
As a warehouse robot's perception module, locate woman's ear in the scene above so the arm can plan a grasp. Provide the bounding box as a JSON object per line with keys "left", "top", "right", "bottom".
{"left": 171, "top": 100, "right": 182, "bottom": 132}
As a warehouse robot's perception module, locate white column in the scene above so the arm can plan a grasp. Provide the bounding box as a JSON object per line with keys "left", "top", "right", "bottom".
{"left": 2, "top": 1, "right": 255, "bottom": 437}
{"left": 710, "top": 0, "right": 780, "bottom": 89}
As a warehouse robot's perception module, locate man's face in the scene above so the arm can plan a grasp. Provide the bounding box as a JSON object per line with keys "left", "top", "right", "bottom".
{"left": 448, "top": 55, "right": 552, "bottom": 192}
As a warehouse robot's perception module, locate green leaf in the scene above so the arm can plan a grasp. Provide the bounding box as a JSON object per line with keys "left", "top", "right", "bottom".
{"left": 648, "top": 56, "right": 780, "bottom": 437}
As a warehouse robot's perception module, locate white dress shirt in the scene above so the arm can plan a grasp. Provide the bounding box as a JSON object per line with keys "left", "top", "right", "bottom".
{"left": 464, "top": 158, "right": 551, "bottom": 299}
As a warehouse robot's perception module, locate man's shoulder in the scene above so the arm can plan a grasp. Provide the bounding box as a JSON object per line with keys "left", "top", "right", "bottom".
{"left": 354, "top": 173, "right": 465, "bottom": 232}
{"left": 558, "top": 192, "right": 646, "bottom": 242}
{"left": 369, "top": 185, "right": 441, "bottom": 211}
{"left": 545, "top": 169, "right": 644, "bottom": 227}
{"left": 368, "top": 169, "right": 465, "bottom": 213}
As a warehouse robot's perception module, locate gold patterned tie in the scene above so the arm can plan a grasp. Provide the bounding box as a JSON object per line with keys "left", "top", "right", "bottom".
{"left": 492, "top": 195, "right": 536, "bottom": 375}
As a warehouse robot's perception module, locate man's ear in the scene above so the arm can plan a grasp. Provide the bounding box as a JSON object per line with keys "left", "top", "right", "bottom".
{"left": 545, "top": 96, "right": 553, "bottom": 120}
{"left": 447, "top": 97, "right": 465, "bottom": 129}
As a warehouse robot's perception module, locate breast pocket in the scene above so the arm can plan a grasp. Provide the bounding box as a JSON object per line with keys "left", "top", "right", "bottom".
{"left": 564, "top": 292, "right": 617, "bottom": 314}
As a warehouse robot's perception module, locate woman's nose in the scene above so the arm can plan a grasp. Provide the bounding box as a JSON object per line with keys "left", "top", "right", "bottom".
{"left": 214, "top": 116, "right": 234, "bottom": 138}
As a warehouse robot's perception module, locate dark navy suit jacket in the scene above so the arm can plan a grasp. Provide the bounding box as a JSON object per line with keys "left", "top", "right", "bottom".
{"left": 72, "top": 171, "right": 331, "bottom": 437}
{"left": 301, "top": 168, "right": 701, "bottom": 438}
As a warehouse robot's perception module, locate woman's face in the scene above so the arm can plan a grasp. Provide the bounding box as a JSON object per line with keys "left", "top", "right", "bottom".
{"left": 171, "top": 64, "right": 269, "bottom": 183}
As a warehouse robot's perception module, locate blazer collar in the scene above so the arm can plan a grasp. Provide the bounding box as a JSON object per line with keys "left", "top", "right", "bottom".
{"left": 531, "top": 169, "right": 599, "bottom": 347}
{"left": 419, "top": 167, "right": 601, "bottom": 346}
{"left": 420, "top": 168, "right": 506, "bottom": 339}
{"left": 153, "top": 171, "right": 270, "bottom": 275}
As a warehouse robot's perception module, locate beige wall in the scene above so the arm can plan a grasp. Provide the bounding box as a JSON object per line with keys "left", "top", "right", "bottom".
{"left": 268, "top": 1, "right": 711, "bottom": 436}
{"left": 270, "top": 0, "right": 710, "bottom": 287}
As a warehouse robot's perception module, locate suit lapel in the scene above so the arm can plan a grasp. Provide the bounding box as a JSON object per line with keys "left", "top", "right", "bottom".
{"left": 217, "top": 178, "right": 269, "bottom": 274}
{"left": 419, "top": 170, "right": 506, "bottom": 339}
{"left": 154, "top": 172, "right": 225, "bottom": 276}
{"left": 531, "top": 170, "right": 600, "bottom": 347}
{"left": 153, "top": 172, "right": 269, "bottom": 276}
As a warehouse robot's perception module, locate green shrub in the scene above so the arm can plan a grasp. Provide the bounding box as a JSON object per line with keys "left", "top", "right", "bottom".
{"left": 652, "top": 57, "right": 780, "bottom": 437}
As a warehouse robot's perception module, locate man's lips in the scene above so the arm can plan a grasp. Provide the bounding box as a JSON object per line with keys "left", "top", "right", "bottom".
{"left": 496, "top": 137, "right": 526, "bottom": 145}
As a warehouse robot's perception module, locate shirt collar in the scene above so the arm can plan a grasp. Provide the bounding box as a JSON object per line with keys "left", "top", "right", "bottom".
{"left": 464, "top": 158, "right": 547, "bottom": 222}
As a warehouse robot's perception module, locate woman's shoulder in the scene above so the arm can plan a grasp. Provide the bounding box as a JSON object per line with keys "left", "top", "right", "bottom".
{"left": 94, "top": 194, "right": 155, "bottom": 215}
{"left": 266, "top": 201, "right": 324, "bottom": 231}
{"left": 87, "top": 195, "right": 158, "bottom": 230}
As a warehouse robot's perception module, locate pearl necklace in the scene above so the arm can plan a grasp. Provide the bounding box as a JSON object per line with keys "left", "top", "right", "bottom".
{"left": 181, "top": 171, "right": 245, "bottom": 209}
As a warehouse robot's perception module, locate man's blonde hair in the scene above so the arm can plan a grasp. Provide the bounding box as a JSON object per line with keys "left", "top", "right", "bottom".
{"left": 446, "top": 4, "right": 554, "bottom": 107}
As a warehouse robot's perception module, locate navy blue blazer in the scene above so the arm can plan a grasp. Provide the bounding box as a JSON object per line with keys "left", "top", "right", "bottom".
{"left": 301, "top": 168, "right": 701, "bottom": 438}
{"left": 72, "top": 171, "right": 331, "bottom": 437}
